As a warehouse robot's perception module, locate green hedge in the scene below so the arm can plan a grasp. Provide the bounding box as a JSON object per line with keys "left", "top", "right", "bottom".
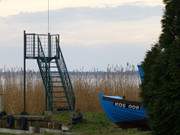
{"left": 141, "top": 0, "right": 180, "bottom": 135}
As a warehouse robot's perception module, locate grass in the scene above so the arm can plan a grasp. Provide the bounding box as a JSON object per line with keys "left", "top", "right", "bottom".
{"left": 0, "top": 112, "right": 151, "bottom": 135}
{"left": 52, "top": 112, "right": 151, "bottom": 135}
{"left": 0, "top": 66, "right": 148, "bottom": 135}
{"left": 0, "top": 132, "right": 26, "bottom": 135}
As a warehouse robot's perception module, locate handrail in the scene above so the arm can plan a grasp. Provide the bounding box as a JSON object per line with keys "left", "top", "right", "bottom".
{"left": 26, "top": 33, "right": 59, "bottom": 36}
{"left": 56, "top": 39, "right": 75, "bottom": 110}
{"left": 25, "top": 33, "right": 75, "bottom": 111}
{"left": 37, "top": 37, "right": 53, "bottom": 111}
{"left": 56, "top": 37, "right": 73, "bottom": 90}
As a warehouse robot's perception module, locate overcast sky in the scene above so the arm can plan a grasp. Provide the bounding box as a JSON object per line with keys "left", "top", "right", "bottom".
{"left": 0, "top": 0, "right": 164, "bottom": 70}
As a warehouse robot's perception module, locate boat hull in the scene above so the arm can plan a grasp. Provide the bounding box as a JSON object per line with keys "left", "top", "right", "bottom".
{"left": 99, "top": 92, "right": 149, "bottom": 128}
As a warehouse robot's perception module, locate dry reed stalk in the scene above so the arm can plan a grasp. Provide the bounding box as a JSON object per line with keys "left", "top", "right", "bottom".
{"left": 26, "top": 80, "right": 45, "bottom": 114}
{"left": 0, "top": 65, "right": 141, "bottom": 114}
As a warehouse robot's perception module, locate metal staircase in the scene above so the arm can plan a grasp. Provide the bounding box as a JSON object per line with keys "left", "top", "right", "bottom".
{"left": 24, "top": 31, "right": 75, "bottom": 112}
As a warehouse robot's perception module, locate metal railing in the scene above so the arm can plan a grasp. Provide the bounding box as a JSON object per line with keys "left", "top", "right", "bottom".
{"left": 25, "top": 34, "right": 58, "bottom": 59}
{"left": 37, "top": 37, "right": 53, "bottom": 111}
{"left": 24, "top": 31, "right": 75, "bottom": 111}
{"left": 55, "top": 37, "right": 75, "bottom": 110}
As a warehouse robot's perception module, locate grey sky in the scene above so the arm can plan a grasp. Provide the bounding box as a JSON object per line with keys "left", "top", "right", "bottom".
{"left": 0, "top": 0, "right": 163, "bottom": 17}
{"left": 0, "top": 4, "right": 163, "bottom": 70}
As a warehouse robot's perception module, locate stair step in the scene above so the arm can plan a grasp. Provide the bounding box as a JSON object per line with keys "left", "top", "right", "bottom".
{"left": 52, "top": 85, "right": 63, "bottom": 87}
{"left": 53, "top": 96, "right": 66, "bottom": 99}
{"left": 53, "top": 106, "right": 70, "bottom": 111}
{"left": 53, "top": 103, "right": 68, "bottom": 107}
{"left": 53, "top": 99, "right": 67, "bottom": 102}
{"left": 51, "top": 61, "right": 56, "bottom": 63}
{"left": 52, "top": 79, "right": 61, "bottom": 82}
{"left": 51, "top": 75, "right": 60, "bottom": 77}
{"left": 37, "top": 53, "right": 74, "bottom": 111}
{"left": 53, "top": 104, "right": 69, "bottom": 107}
{"left": 50, "top": 67, "right": 57, "bottom": 69}
{"left": 51, "top": 76, "right": 60, "bottom": 79}
{"left": 50, "top": 71, "right": 59, "bottom": 73}
{"left": 55, "top": 107, "right": 70, "bottom": 111}
{"left": 52, "top": 83, "right": 62, "bottom": 85}
{"left": 51, "top": 81, "right": 62, "bottom": 84}
{"left": 52, "top": 90, "right": 64, "bottom": 93}
{"left": 51, "top": 75, "right": 59, "bottom": 77}
{"left": 51, "top": 73, "right": 59, "bottom": 75}
{"left": 51, "top": 80, "right": 61, "bottom": 83}
{"left": 52, "top": 86, "right": 64, "bottom": 89}
{"left": 51, "top": 75, "right": 60, "bottom": 76}
{"left": 51, "top": 71, "right": 59, "bottom": 73}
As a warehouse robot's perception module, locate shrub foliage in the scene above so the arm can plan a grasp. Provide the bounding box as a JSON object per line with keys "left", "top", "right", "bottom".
{"left": 141, "top": 0, "right": 180, "bottom": 135}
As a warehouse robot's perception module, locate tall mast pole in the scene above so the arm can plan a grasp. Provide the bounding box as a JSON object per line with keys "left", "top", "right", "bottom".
{"left": 48, "top": 0, "right": 50, "bottom": 33}
{"left": 23, "top": 30, "right": 26, "bottom": 113}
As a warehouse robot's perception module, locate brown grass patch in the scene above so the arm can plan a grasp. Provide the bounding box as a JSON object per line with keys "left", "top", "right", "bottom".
{"left": 0, "top": 66, "right": 141, "bottom": 114}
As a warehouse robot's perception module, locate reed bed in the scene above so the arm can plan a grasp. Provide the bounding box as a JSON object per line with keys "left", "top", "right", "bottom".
{"left": 0, "top": 65, "right": 141, "bottom": 114}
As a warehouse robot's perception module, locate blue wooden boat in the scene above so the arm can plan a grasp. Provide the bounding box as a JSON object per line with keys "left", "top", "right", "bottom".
{"left": 99, "top": 93, "right": 148, "bottom": 128}
{"left": 98, "top": 65, "right": 149, "bottom": 128}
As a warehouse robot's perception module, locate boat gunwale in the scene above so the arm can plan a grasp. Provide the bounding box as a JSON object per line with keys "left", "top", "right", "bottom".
{"left": 102, "top": 96, "right": 143, "bottom": 107}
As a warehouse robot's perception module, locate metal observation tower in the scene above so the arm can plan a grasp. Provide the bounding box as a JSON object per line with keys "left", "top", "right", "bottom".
{"left": 23, "top": 31, "right": 75, "bottom": 112}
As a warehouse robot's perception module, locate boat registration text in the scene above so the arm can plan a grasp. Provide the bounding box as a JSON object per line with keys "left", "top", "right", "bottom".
{"left": 113, "top": 102, "right": 140, "bottom": 110}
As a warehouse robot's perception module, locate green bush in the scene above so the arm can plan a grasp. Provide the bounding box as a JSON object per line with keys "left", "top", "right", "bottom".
{"left": 141, "top": 0, "right": 180, "bottom": 135}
